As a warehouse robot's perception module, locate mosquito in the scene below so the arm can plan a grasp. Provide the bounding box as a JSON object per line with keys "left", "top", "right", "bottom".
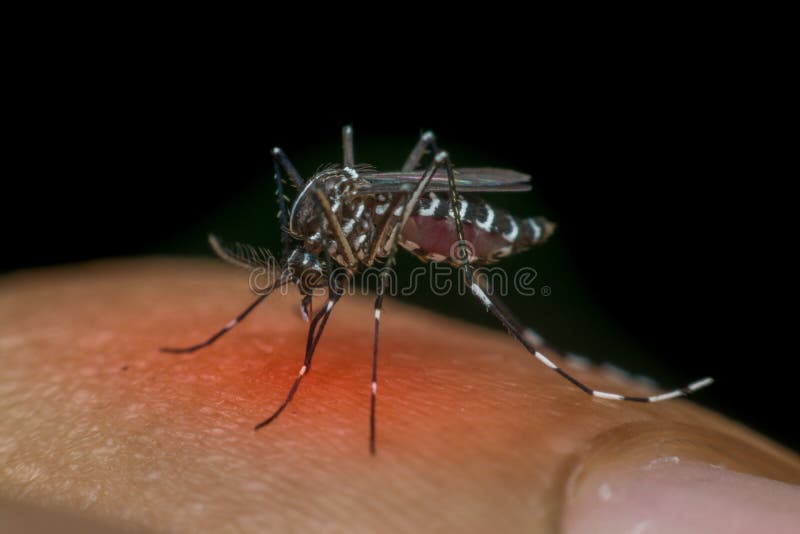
{"left": 162, "top": 126, "right": 714, "bottom": 454}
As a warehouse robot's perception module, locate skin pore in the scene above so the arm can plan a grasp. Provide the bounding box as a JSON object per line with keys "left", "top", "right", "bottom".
{"left": 1, "top": 258, "right": 798, "bottom": 533}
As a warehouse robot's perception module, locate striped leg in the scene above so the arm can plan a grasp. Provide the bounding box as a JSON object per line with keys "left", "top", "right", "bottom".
{"left": 272, "top": 154, "right": 293, "bottom": 260}
{"left": 161, "top": 279, "right": 285, "bottom": 354}
{"left": 470, "top": 277, "right": 713, "bottom": 402}
{"left": 439, "top": 156, "right": 714, "bottom": 403}
{"left": 311, "top": 183, "right": 359, "bottom": 268}
{"left": 361, "top": 151, "right": 450, "bottom": 453}
{"left": 299, "top": 294, "right": 312, "bottom": 322}
{"left": 271, "top": 147, "right": 304, "bottom": 190}
{"left": 254, "top": 272, "right": 350, "bottom": 430}
{"left": 161, "top": 145, "right": 303, "bottom": 355}
{"left": 402, "top": 131, "right": 439, "bottom": 171}
{"left": 474, "top": 273, "right": 556, "bottom": 353}
{"left": 369, "top": 279, "right": 385, "bottom": 455}
{"left": 369, "top": 150, "right": 449, "bottom": 281}
{"left": 367, "top": 150, "right": 449, "bottom": 269}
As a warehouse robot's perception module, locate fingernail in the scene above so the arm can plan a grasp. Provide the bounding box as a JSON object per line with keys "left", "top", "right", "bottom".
{"left": 564, "top": 459, "right": 800, "bottom": 534}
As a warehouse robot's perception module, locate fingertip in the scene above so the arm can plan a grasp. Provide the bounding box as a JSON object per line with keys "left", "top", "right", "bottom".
{"left": 564, "top": 461, "right": 800, "bottom": 534}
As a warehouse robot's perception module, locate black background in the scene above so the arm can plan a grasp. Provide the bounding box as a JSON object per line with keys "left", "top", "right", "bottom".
{"left": 4, "top": 43, "right": 792, "bottom": 449}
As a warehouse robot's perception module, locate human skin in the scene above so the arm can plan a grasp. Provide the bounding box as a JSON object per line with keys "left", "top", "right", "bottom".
{"left": 1, "top": 259, "right": 798, "bottom": 533}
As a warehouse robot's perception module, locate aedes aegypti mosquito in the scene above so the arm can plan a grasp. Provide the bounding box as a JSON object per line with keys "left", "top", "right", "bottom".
{"left": 162, "top": 126, "right": 714, "bottom": 454}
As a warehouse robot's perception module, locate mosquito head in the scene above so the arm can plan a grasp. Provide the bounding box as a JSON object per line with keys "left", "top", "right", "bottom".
{"left": 285, "top": 248, "right": 325, "bottom": 295}
{"left": 289, "top": 168, "right": 340, "bottom": 237}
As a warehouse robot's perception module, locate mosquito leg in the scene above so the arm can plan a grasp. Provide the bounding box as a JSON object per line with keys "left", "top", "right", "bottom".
{"left": 271, "top": 147, "right": 305, "bottom": 190}
{"left": 252, "top": 304, "right": 328, "bottom": 430}
{"left": 291, "top": 129, "right": 358, "bottom": 268}
{"left": 160, "top": 279, "right": 285, "bottom": 354}
{"left": 271, "top": 145, "right": 305, "bottom": 262}
{"left": 473, "top": 271, "right": 552, "bottom": 351}
{"left": 199, "top": 149, "right": 296, "bottom": 351}
{"left": 369, "top": 277, "right": 386, "bottom": 455}
{"left": 311, "top": 182, "right": 359, "bottom": 268}
{"left": 342, "top": 125, "right": 355, "bottom": 168}
{"left": 471, "top": 276, "right": 713, "bottom": 401}
{"left": 299, "top": 294, "right": 312, "bottom": 322}
{"left": 395, "top": 151, "right": 449, "bottom": 237}
{"left": 254, "top": 272, "right": 350, "bottom": 430}
{"left": 303, "top": 257, "right": 341, "bottom": 364}
{"left": 272, "top": 158, "right": 292, "bottom": 260}
{"left": 436, "top": 153, "right": 715, "bottom": 402}
{"left": 359, "top": 153, "right": 456, "bottom": 453}
{"left": 402, "top": 130, "right": 440, "bottom": 171}
{"left": 347, "top": 150, "right": 447, "bottom": 452}
{"left": 374, "top": 150, "right": 449, "bottom": 268}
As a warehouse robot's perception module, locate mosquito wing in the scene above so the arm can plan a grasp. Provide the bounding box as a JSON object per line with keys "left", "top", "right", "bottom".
{"left": 355, "top": 167, "right": 532, "bottom": 195}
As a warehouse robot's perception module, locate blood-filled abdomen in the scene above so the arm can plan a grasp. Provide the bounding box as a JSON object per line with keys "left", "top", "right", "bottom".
{"left": 398, "top": 192, "right": 555, "bottom": 265}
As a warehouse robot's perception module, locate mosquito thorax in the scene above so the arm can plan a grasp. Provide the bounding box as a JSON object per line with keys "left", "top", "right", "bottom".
{"left": 289, "top": 165, "right": 381, "bottom": 268}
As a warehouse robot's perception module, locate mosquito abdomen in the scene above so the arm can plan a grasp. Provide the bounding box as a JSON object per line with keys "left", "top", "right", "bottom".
{"left": 398, "top": 192, "right": 555, "bottom": 265}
